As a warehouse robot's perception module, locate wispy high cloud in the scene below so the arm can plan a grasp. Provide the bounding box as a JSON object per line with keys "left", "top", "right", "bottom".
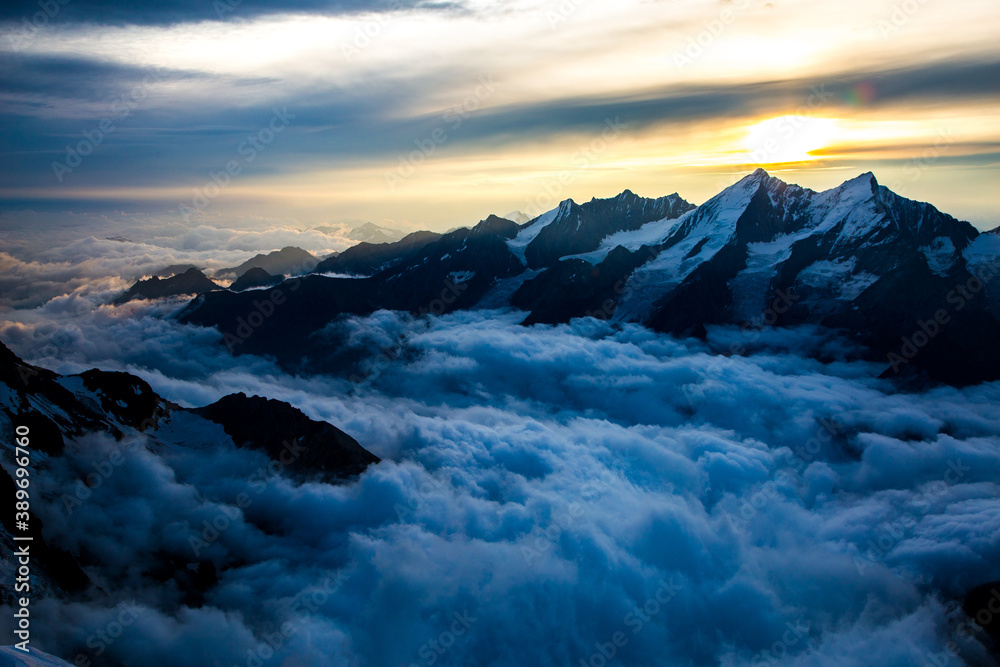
{"left": 0, "top": 0, "right": 998, "bottom": 228}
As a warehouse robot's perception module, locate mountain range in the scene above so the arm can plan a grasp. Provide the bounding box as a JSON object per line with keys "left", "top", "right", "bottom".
{"left": 148, "top": 169, "right": 998, "bottom": 385}
{"left": 117, "top": 250, "right": 319, "bottom": 303}
{"left": 115, "top": 268, "right": 221, "bottom": 305}
{"left": 312, "top": 221, "right": 408, "bottom": 245}
{"left": 5, "top": 170, "right": 1000, "bottom": 664}
{"left": 216, "top": 246, "right": 319, "bottom": 278}
{"left": 228, "top": 267, "right": 285, "bottom": 292}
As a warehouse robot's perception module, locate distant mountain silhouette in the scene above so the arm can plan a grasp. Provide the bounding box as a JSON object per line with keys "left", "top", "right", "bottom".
{"left": 230, "top": 267, "right": 284, "bottom": 292}
{"left": 313, "top": 222, "right": 407, "bottom": 245}
{"left": 314, "top": 230, "right": 443, "bottom": 276}
{"left": 115, "top": 268, "right": 220, "bottom": 304}
{"left": 217, "top": 246, "right": 318, "bottom": 278}
{"left": 156, "top": 263, "right": 199, "bottom": 278}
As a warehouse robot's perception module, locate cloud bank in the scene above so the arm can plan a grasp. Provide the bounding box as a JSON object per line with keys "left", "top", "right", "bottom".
{"left": 0, "top": 216, "right": 368, "bottom": 308}
{"left": 1, "top": 288, "right": 999, "bottom": 666}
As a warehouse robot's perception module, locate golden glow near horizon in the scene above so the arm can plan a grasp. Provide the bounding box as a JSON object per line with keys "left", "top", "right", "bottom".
{"left": 743, "top": 116, "right": 840, "bottom": 165}
{"left": 1, "top": 0, "right": 999, "bottom": 228}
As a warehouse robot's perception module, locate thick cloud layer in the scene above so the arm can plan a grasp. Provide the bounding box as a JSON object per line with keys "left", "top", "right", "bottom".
{"left": 0, "top": 216, "right": 364, "bottom": 308}
{"left": 1, "top": 283, "right": 999, "bottom": 666}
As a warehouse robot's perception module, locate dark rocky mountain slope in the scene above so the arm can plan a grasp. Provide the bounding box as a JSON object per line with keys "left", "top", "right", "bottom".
{"left": 115, "top": 268, "right": 220, "bottom": 304}
{"left": 175, "top": 171, "right": 1000, "bottom": 385}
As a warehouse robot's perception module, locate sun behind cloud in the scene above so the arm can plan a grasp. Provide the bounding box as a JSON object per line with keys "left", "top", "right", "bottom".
{"left": 744, "top": 115, "right": 840, "bottom": 165}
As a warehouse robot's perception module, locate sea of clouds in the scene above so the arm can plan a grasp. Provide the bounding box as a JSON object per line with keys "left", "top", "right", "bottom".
{"left": 0, "top": 212, "right": 366, "bottom": 309}
{"left": 1, "top": 232, "right": 999, "bottom": 667}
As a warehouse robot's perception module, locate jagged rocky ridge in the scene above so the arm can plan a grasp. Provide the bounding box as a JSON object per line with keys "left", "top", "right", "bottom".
{"left": 177, "top": 170, "right": 1000, "bottom": 385}
{"left": 114, "top": 268, "right": 221, "bottom": 305}
{"left": 229, "top": 267, "right": 284, "bottom": 292}
{"left": 0, "top": 339, "right": 379, "bottom": 639}
{"left": 216, "top": 246, "right": 319, "bottom": 278}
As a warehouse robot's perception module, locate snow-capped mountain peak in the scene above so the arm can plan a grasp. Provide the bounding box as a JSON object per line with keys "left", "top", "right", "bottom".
{"left": 502, "top": 210, "right": 532, "bottom": 224}
{"left": 506, "top": 201, "right": 568, "bottom": 264}
{"left": 177, "top": 170, "right": 1000, "bottom": 384}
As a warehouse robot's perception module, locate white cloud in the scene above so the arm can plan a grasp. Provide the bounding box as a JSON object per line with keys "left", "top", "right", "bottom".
{"left": 0, "top": 216, "right": 362, "bottom": 308}
{"left": 1, "top": 298, "right": 999, "bottom": 665}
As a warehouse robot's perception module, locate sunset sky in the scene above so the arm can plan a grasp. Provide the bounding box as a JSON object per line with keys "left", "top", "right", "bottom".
{"left": 1, "top": 0, "right": 998, "bottom": 232}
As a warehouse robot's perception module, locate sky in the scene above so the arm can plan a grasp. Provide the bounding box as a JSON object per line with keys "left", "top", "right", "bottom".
{"left": 0, "top": 0, "right": 999, "bottom": 235}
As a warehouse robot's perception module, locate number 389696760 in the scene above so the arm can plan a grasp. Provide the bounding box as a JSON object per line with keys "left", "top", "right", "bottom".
{"left": 14, "top": 425, "right": 30, "bottom": 523}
